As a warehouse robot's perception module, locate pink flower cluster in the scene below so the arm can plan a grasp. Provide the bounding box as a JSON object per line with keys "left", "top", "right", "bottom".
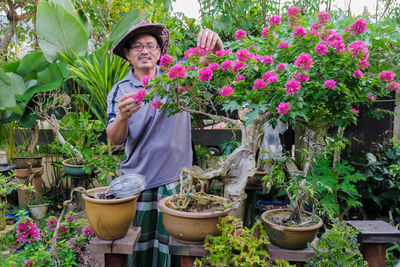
{"left": 47, "top": 217, "right": 57, "bottom": 231}
{"left": 293, "top": 73, "right": 310, "bottom": 82}
{"left": 261, "top": 27, "right": 270, "bottom": 37}
{"left": 262, "top": 71, "right": 278, "bottom": 83}
{"left": 215, "top": 49, "right": 233, "bottom": 57}
{"left": 184, "top": 46, "right": 210, "bottom": 59}
{"left": 354, "top": 70, "right": 364, "bottom": 78}
{"left": 317, "top": 12, "right": 330, "bottom": 25}
{"left": 277, "top": 102, "right": 291, "bottom": 115}
{"left": 294, "top": 53, "right": 313, "bottom": 71}
{"left": 315, "top": 43, "right": 328, "bottom": 56}
{"left": 379, "top": 70, "right": 396, "bottom": 81}
{"left": 82, "top": 226, "right": 95, "bottom": 237}
{"left": 168, "top": 64, "right": 187, "bottom": 81}
{"left": 141, "top": 75, "right": 153, "bottom": 88}
{"left": 198, "top": 67, "right": 213, "bottom": 82}
{"left": 234, "top": 74, "right": 245, "bottom": 82}
{"left": 348, "top": 40, "right": 369, "bottom": 59}
{"left": 344, "top": 19, "right": 367, "bottom": 35}
{"left": 287, "top": 6, "right": 301, "bottom": 26}
{"left": 386, "top": 81, "right": 400, "bottom": 92}
{"left": 278, "top": 41, "right": 290, "bottom": 49}
{"left": 253, "top": 79, "right": 266, "bottom": 90}
{"left": 293, "top": 26, "right": 307, "bottom": 38}
{"left": 324, "top": 80, "right": 336, "bottom": 89}
{"left": 160, "top": 54, "right": 174, "bottom": 69}
{"left": 285, "top": 80, "right": 301, "bottom": 94}
{"left": 17, "top": 218, "right": 40, "bottom": 244}
{"left": 221, "top": 60, "right": 232, "bottom": 70}
{"left": 220, "top": 86, "right": 234, "bottom": 96}
{"left": 232, "top": 61, "right": 246, "bottom": 73}
{"left": 276, "top": 63, "right": 286, "bottom": 70}
{"left": 132, "top": 89, "right": 147, "bottom": 104}
{"left": 234, "top": 29, "right": 247, "bottom": 40}
{"left": 151, "top": 100, "right": 163, "bottom": 109}
{"left": 236, "top": 49, "right": 252, "bottom": 62}
{"left": 269, "top": 15, "right": 281, "bottom": 26}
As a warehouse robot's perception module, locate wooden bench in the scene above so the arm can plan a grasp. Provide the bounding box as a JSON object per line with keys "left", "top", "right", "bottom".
{"left": 347, "top": 220, "right": 400, "bottom": 267}
{"left": 169, "top": 237, "right": 317, "bottom": 267}
{"left": 89, "top": 227, "right": 141, "bottom": 267}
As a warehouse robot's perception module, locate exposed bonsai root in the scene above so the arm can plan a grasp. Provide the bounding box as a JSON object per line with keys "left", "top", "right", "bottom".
{"left": 165, "top": 192, "right": 233, "bottom": 212}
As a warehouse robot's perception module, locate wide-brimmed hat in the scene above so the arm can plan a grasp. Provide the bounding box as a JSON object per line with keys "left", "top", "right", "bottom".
{"left": 112, "top": 19, "right": 169, "bottom": 60}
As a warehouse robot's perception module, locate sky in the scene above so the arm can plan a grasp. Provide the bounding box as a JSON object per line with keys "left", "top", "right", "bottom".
{"left": 172, "top": 0, "right": 377, "bottom": 20}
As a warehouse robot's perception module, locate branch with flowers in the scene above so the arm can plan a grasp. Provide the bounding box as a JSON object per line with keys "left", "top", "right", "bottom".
{"left": 141, "top": 6, "right": 398, "bottom": 206}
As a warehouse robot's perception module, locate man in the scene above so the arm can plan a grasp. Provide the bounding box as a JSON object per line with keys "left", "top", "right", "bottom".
{"left": 106, "top": 20, "right": 222, "bottom": 267}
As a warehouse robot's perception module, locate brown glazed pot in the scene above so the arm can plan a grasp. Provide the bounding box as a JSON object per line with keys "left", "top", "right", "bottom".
{"left": 82, "top": 187, "right": 140, "bottom": 240}
{"left": 261, "top": 209, "right": 323, "bottom": 249}
{"left": 158, "top": 195, "right": 233, "bottom": 244}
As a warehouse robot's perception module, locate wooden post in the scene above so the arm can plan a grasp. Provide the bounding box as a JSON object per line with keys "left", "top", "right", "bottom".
{"left": 90, "top": 227, "right": 141, "bottom": 267}
{"left": 347, "top": 220, "right": 400, "bottom": 267}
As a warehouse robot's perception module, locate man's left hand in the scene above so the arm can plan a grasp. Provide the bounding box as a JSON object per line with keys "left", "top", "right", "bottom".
{"left": 197, "top": 28, "right": 223, "bottom": 52}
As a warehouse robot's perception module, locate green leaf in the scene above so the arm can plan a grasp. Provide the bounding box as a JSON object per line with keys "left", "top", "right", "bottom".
{"left": 37, "top": 1, "right": 89, "bottom": 62}
{"left": 16, "top": 51, "right": 50, "bottom": 79}
{"left": 109, "top": 8, "right": 148, "bottom": 44}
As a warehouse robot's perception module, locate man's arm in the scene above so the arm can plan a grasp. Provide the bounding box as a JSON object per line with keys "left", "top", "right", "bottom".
{"left": 106, "top": 92, "right": 141, "bottom": 145}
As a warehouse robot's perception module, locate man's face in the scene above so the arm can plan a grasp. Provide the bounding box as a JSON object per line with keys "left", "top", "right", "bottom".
{"left": 125, "top": 34, "right": 161, "bottom": 72}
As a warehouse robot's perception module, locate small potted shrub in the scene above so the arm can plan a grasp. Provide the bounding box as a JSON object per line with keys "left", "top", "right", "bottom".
{"left": 25, "top": 184, "right": 50, "bottom": 220}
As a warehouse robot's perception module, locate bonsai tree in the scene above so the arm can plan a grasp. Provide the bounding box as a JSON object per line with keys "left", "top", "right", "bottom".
{"left": 145, "top": 6, "right": 398, "bottom": 207}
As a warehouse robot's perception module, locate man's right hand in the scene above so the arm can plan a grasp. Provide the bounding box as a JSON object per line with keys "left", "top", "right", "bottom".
{"left": 117, "top": 93, "right": 141, "bottom": 121}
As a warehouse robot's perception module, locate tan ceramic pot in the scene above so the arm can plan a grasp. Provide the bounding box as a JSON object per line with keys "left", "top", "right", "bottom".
{"left": 158, "top": 195, "right": 233, "bottom": 244}
{"left": 82, "top": 187, "right": 140, "bottom": 240}
{"left": 261, "top": 209, "right": 323, "bottom": 249}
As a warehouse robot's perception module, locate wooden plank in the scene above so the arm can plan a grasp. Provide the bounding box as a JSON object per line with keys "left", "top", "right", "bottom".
{"left": 360, "top": 243, "right": 387, "bottom": 267}
{"left": 268, "top": 238, "right": 317, "bottom": 262}
{"left": 169, "top": 238, "right": 209, "bottom": 257}
{"left": 346, "top": 220, "right": 400, "bottom": 243}
{"left": 90, "top": 227, "right": 141, "bottom": 254}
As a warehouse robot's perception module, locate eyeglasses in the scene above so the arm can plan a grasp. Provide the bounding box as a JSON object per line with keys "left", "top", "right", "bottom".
{"left": 130, "top": 43, "right": 160, "bottom": 52}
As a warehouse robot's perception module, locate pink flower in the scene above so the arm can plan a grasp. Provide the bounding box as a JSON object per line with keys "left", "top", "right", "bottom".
{"left": 253, "top": 54, "right": 262, "bottom": 62}
{"left": 160, "top": 54, "right": 174, "bottom": 68}
{"left": 82, "top": 226, "right": 95, "bottom": 237}
{"left": 234, "top": 74, "right": 245, "bottom": 82}
{"left": 315, "top": 43, "right": 328, "bottom": 56}
{"left": 357, "top": 58, "right": 370, "bottom": 69}
{"left": 16, "top": 218, "right": 40, "bottom": 244}
{"left": 263, "top": 56, "right": 274, "bottom": 64}
{"left": 168, "top": 64, "right": 187, "bottom": 80}
{"left": 318, "top": 11, "right": 330, "bottom": 24}
{"left": 215, "top": 50, "right": 225, "bottom": 57}
{"left": 276, "top": 102, "right": 291, "bottom": 115}
{"left": 232, "top": 61, "right": 246, "bottom": 73}
{"left": 348, "top": 19, "right": 367, "bottom": 35}
{"left": 47, "top": 217, "right": 57, "bottom": 231}
{"left": 278, "top": 41, "right": 290, "bottom": 49}
{"left": 293, "top": 73, "right": 310, "bottom": 82}
{"left": 220, "top": 86, "right": 234, "bottom": 96}
{"left": 348, "top": 40, "right": 369, "bottom": 59}
{"left": 151, "top": 100, "right": 163, "bottom": 109}
{"left": 354, "top": 70, "right": 364, "bottom": 78}
{"left": 132, "top": 89, "right": 147, "bottom": 104}
{"left": 198, "top": 67, "right": 213, "bottom": 82}
{"left": 287, "top": 6, "right": 301, "bottom": 17}
{"left": 221, "top": 60, "right": 232, "bottom": 71}
{"left": 261, "top": 27, "right": 270, "bottom": 36}
{"left": 235, "top": 29, "right": 247, "bottom": 40}
{"left": 224, "top": 49, "right": 233, "bottom": 55}
{"left": 293, "top": 26, "right": 307, "bottom": 38}
{"left": 368, "top": 94, "right": 375, "bottom": 102}
{"left": 269, "top": 15, "right": 281, "bottom": 26}
{"left": 379, "top": 70, "right": 396, "bottom": 82}
{"left": 184, "top": 47, "right": 210, "bottom": 59}
{"left": 351, "top": 108, "right": 360, "bottom": 114}
{"left": 324, "top": 79, "right": 336, "bottom": 89}
{"left": 209, "top": 63, "right": 220, "bottom": 71}
{"left": 276, "top": 63, "right": 286, "bottom": 70}
{"left": 386, "top": 81, "right": 400, "bottom": 92}
{"left": 294, "top": 53, "right": 313, "bottom": 71}
{"left": 262, "top": 71, "right": 276, "bottom": 81}
{"left": 141, "top": 75, "right": 153, "bottom": 88}
{"left": 178, "top": 86, "right": 190, "bottom": 92}
{"left": 236, "top": 49, "right": 252, "bottom": 62}
{"left": 66, "top": 215, "right": 76, "bottom": 222}
{"left": 253, "top": 79, "right": 267, "bottom": 90}
{"left": 285, "top": 80, "right": 301, "bottom": 94}
{"left": 266, "top": 75, "right": 278, "bottom": 83}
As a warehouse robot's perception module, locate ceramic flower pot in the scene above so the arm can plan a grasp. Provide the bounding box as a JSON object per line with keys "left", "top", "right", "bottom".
{"left": 261, "top": 209, "right": 323, "bottom": 249}
{"left": 62, "top": 158, "right": 87, "bottom": 177}
{"left": 12, "top": 156, "right": 43, "bottom": 169}
{"left": 82, "top": 187, "right": 140, "bottom": 240}
{"left": 158, "top": 195, "right": 234, "bottom": 244}
{"left": 28, "top": 203, "right": 49, "bottom": 220}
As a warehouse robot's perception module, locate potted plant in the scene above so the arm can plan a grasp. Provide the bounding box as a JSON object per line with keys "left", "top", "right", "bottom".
{"left": 25, "top": 184, "right": 50, "bottom": 220}
{"left": 145, "top": 6, "right": 397, "bottom": 215}
{"left": 0, "top": 172, "right": 25, "bottom": 230}
{"left": 260, "top": 155, "right": 323, "bottom": 249}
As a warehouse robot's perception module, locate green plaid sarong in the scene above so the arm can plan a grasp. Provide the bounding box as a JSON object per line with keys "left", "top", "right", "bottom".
{"left": 128, "top": 180, "right": 180, "bottom": 267}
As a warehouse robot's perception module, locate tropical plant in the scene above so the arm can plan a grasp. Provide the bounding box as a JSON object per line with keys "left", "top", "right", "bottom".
{"left": 193, "top": 216, "right": 291, "bottom": 267}
{"left": 305, "top": 220, "right": 368, "bottom": 267}
{"left": 145, "top": 7, "right": 399, "bottom": 205}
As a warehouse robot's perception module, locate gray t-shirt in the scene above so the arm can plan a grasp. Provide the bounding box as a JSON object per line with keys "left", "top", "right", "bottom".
{"left": 106, "top": 66, "right": 192, "bottom": 190}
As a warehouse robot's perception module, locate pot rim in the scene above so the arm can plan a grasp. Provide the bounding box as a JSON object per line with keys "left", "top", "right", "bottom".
{"left": 62, "top": 158, "right": 85, "bottom": 168}
{"left": 158, "top": 195, "right": 233, "bottom": 218}
{"left": 27, "top": 203, "right": 49, "bottom": 208}
{"left": 261, "top": 208, "right": 323, "bottom": 232}
{"left": 82, "top": 186, "right": 140, "bottom": 204}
